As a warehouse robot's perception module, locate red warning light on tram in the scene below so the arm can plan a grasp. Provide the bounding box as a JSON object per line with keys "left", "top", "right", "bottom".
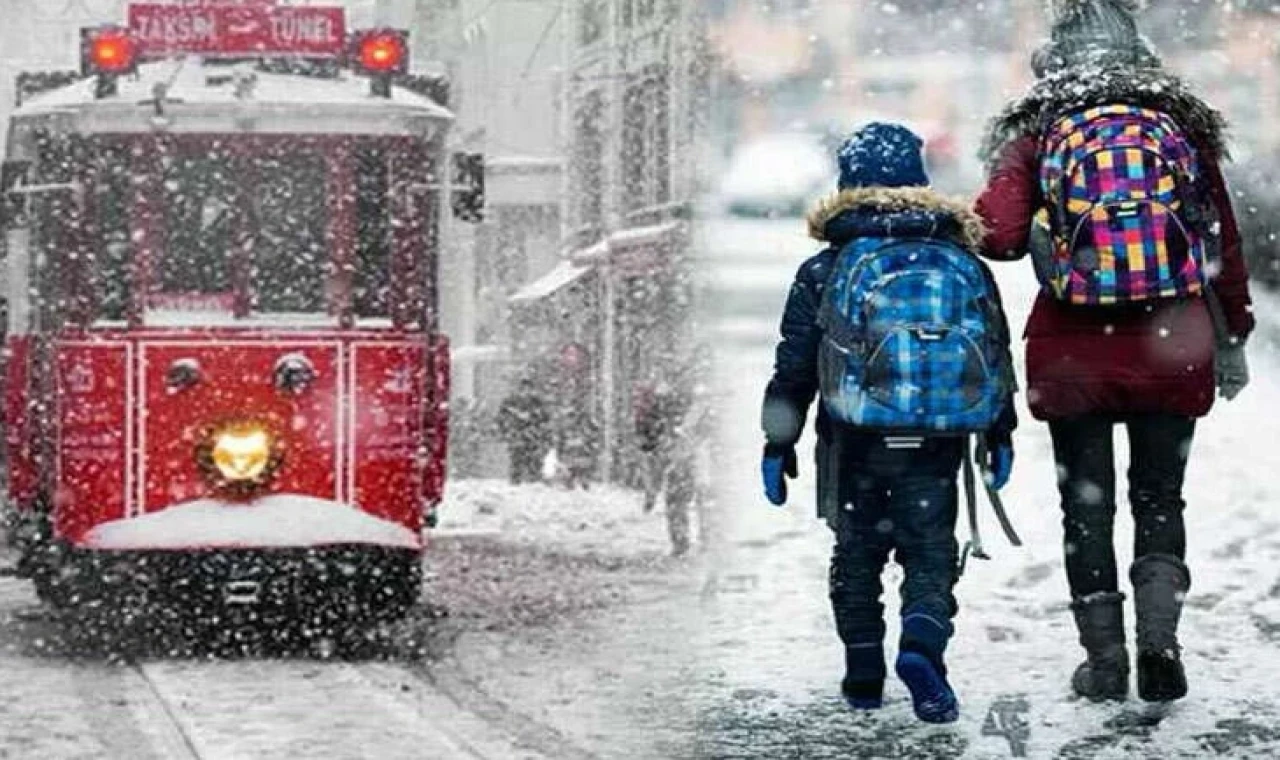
{"left": 354, "top": 30, "right": 408, "bottom": 75}
{"left": 82, "top": 27, "right": 138, "bottom": 75}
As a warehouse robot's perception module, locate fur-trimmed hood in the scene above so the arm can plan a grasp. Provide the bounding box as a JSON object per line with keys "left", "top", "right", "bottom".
{"left": 807, "top": 187, "right": 986, "bottom": 251}
{"left": 980, "top": 64, "right": 1229, "bottom": 167}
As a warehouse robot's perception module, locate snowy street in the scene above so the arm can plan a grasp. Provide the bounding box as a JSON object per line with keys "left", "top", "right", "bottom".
{"left": 0, "top": 573, "right": 542, "bottom": 759}
{"left": 4, "top": 215, "right": 1277, "bottom": 760}
{"left": 685, "top": 215, "right": 1280, "bottom": 758}
{"left": 0, "top": 482, "right": 695, "bottom": 759}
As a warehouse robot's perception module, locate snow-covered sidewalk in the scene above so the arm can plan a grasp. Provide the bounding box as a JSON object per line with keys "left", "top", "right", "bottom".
{"left": 431, "top": 479, "right": 677, "bottom": 559}
{"left": 694, "top": 240, "right": 1280, "bottom": 758}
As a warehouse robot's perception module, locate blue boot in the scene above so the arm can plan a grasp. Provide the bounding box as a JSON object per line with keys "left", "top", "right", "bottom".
{"left": 841, "top": 643, "right": 885, "bottom": 710}
{"left": 895, "top": 612, "right": 959, "bottom": 723}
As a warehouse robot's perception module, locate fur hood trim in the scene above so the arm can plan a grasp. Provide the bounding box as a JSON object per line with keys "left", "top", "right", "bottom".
{"left": 806, "top": 187, "right": 986, "bottom": 250}
{"left": 981, "top": 64, "right": 1228, "bottom": 167}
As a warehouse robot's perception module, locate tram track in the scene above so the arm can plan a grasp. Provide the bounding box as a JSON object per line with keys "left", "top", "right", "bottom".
{"left": 1, "top": 572, "right": 587, "bottom": 759}
{"left": 358, "top": 658, "right": 599, "bottom": 760}
{"left": 122, "top": 662, "right": 207, "bottom": 760}
{"left": 107, "top": 655, "right": 557, "bottom": 760}
{"left": 401, "top": 657, "right": 602, "bottom": 760}
{"left": 340, "top": 661, "right": 537, "bottom": 760}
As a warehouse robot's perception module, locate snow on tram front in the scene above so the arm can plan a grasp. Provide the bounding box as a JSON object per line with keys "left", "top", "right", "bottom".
{"left": 0, "top": 2, "right": 467, "bottom": 628}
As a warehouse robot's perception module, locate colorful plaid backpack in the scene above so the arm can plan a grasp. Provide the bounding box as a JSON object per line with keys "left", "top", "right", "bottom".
{"left": 1036, "top": 105, "right": 1218, "bottom": 305}
{"left": 816, "top": 237, "right": 1012, "bottom": 434}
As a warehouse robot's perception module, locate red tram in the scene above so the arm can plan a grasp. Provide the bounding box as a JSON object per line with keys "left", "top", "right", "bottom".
{"left": 0, "top": 3, "right": 458, "bottom": 626}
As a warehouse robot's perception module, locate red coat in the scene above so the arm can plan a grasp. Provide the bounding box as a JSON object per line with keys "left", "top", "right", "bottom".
{"left": 975, "top": 135, "right": 1256, "bottom": 421}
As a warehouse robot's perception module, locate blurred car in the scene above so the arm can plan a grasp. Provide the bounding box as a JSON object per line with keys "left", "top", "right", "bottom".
{"left": 717, "top": 132, "right": 832, "bottom": 218}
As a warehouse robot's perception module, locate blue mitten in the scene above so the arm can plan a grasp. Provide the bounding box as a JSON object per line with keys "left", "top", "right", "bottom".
{"left": 761, "top": 443, "right": 797, "bottom": 506}
{"left": 982, "top": 436, "right": 1014, "bottom": 491}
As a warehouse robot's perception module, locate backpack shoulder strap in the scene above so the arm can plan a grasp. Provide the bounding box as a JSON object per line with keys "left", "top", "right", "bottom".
{"left": 815, "top": 237, "right": 889, "bottom": 347}
{"left": 975, "top": 436, "right": 1023, "bottom": 548}
{"left": 958, "top": 435, "right": 1024, "bottom": 577}
{"left": 1204, "top": 285, "right": 1231, "bottom": 345}
{"left": 958, "top": 436, "right": 988, "bottom": 577}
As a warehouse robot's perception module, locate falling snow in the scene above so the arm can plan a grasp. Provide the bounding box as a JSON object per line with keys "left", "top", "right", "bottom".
{"left": 0, "top": 0, "right": 1278, "bottom": 758}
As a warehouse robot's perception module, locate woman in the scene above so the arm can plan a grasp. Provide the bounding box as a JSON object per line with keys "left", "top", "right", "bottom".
{"left": 975, "top": 0, "right": 1254, "bottom": 703}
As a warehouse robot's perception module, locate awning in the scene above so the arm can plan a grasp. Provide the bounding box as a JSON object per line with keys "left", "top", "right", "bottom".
{"left": 608, "top": 221, "right": 683, "bottom": 251}
{"left": 509, "top": 259, "right": 595, "bottom": 304}
{"left": 608, "top": 221, "right": 684, "bottom": 277}
{"left": 450, "top": 344, "right": 510, "bottom": 364}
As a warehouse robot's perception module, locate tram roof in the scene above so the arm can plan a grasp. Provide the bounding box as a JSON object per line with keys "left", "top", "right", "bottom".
{"left": 11, "top": 58, "right": 453, "bottom": 138}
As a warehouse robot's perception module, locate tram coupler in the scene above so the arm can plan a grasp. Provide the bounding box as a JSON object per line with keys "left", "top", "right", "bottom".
{"left": 224, "top": 579, "right": 263, "bottom": 606}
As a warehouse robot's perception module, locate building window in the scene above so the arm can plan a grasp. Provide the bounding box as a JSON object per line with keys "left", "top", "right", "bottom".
{"left": 626, "top": 0, "right": 677, "bottom": 28}
{"left": 573, "top": 90, "right": 606, "bottom": 233}
{"left": 579, "top": 0, "right": 606, "bottom": 46}
{"left": 620, "top": 67, "right": 671, "bottom": 211}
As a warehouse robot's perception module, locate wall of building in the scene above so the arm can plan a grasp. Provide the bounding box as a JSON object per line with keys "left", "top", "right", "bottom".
{"left": 558, "top": 0, "right": 705, "bottom": 484}
{"left": 372, "top": 0, "right": 571, "bottom": 477}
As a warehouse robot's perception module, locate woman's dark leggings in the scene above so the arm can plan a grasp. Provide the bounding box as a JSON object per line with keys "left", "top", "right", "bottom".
{"left": 1049, "top": 414, "right": 1194, "bottom": 599}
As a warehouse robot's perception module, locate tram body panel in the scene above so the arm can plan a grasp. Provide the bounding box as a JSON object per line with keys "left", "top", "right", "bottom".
{"left": 137, "top": 339, "right": 343, "bottom": 520}
{"left": 348, "top": 340, "right": 427, "bottom": 531}
{"left": 45, "top": 331, "right": 435, "bottom": 550}
{"left": 5, "top": 335, "right": 40, "bottom": 509}
{"left": 55, "top": 340, "right": 131, "bottom": 542}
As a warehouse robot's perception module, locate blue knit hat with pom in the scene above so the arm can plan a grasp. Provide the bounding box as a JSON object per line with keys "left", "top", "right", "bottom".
{"left": 836, "top": 122, "right": 929, "bottom": 190}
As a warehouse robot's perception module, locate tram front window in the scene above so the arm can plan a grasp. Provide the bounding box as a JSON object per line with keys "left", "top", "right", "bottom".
{"left": 156, "top": 147, "right": 329, "bottom": 318}
{"left": 162, "top": 154, "right": 235, "bottom": 300}
{"left": 251, "top": 150, "right": 327, "bottom": 314}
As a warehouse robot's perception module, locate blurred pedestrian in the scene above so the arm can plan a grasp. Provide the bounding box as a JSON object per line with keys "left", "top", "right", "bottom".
{"left": 496, "top": 376, "right": 551, "bottom": 485}
{"left": 760, "top": 122, "right": 1018, "bottom": 723}
{"left": 555, "top": 403, "right": 598, "bottom": 490}
{"left": 551, "top": 342, "right": 598, "bottom": 490}
{"left": 634, "top": 368, "right": 712, "bottom": 556}
{"left": 975, "top": 0, "right": 1255, "bottom": 703}
{"left": 634, "top": 379, "right": 678, "bottom": 513}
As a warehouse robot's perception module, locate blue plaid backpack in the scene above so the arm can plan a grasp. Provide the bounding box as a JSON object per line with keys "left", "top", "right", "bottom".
{"left": 816, "top": 237, "right": 1012, "bottom": 435}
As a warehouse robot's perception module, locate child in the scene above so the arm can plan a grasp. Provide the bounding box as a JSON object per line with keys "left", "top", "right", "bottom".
{"left": 760, "top": 122, "right": 1017, "bottom": 723}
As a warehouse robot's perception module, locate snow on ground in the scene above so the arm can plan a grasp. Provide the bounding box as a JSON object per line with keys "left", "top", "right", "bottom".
{"left": 411, "top": 481, "right": 706, "bottom": 758}
{"left": 434, "top": 479, "right": 676, "bottom": 560}
{"left": 0, "top": 588, "right": 113, "bottom": 760}
{"left": 690, "top": 214, "right": 1280, "bottom": 758}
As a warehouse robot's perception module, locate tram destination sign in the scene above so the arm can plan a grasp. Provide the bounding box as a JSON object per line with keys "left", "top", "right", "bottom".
{"left": 127, "top": 3, "right": 346, "bottom": 58}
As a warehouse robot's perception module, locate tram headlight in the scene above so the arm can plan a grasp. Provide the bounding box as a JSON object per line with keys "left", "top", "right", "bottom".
{"left": 196, "top": 422, "right": 282, "bottom": 491}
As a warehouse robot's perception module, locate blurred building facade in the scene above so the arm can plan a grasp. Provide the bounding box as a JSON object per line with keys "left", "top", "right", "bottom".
{"left": 507, "top": 0, "right": 707, "bottom": 484}
{"left": 373, "top": 0, "right": 570, "bottom": 477}
{"left": 382, "top": 0, "right": 709, "bottom": 485}
{"left": 708, "top": 0, "right": 1280, "bottom": 193}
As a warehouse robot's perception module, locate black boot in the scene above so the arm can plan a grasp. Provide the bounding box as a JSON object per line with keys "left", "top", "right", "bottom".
{"left": 1069, "top": 592, "right": 1129, "bottom": 701}
{"left": 841, "top": 644, "right": 885, "bottom": 710}
{"left": 1131, "top": 554, "right": 1191, "bottom": 702}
